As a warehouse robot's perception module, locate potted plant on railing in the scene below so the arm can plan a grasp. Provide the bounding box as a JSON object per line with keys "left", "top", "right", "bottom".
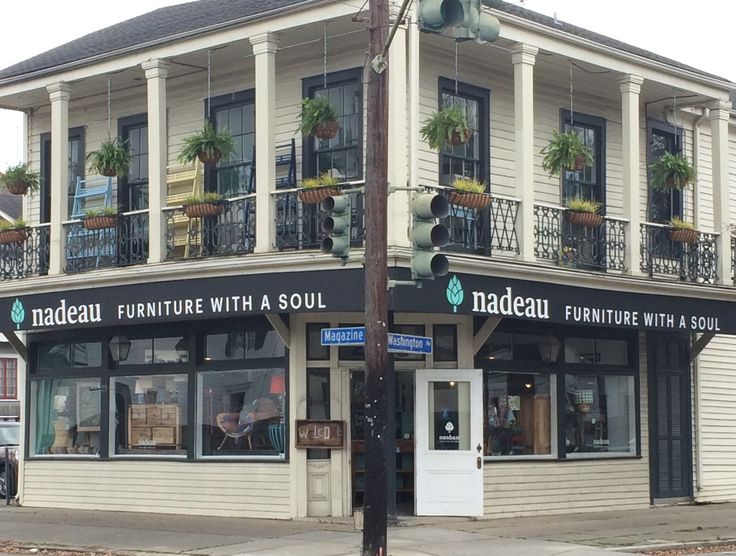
{"left": 650, "top": 151, "right": 696, "bottom": 189}
{"left": 565, "top": 197, "right": 603, "bottom": 228}
{"left": 0, "top": 164, "right": 40, "bottom": 195}
{"left": 297, "top": 172, "right": 341, "bottom": 205}
{"left": 82, "top": 207, "right": 118, "bottom": 230}
{"left": 449, "top": 177, "right": 491, "bottom": 209}
{"left": 299, "top": 97, "right": 340, "bottom": 140}
{"left": 179, "top": 121, "right": 235, "bottom": 165}
{"left": 668, "top": 216, "right": 699, "bottom": 244}
{"left": 420, "top": 106, "right": 470, "bottom": 150}
{"left": 0, "top": 219, "right": 29, "bottom": 245}
{"left": 182, "top": 192, "right": 224, "bottom": 218}
{"left": 87, "top": 137, "right": 132, "bottom": 177}
{"left": 541, "top": 131, "right": 593, "bottom": 176}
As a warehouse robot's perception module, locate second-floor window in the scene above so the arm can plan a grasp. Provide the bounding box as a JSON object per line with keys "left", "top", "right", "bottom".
{"left": 40, "top": 127, "right": 85, "bottom": 222}
{"left": 303, "top": 68, "right": 363, "bottom": 182}
{"left": 648, "top": 122, "right": 682, "bottom": 224}
{"left": 560, "top": 110, "right": 606, "bottom": 207}
{"left": 119, "top": 114, "right": 148, "bottom": 211}
{"left": 0, "top": 358, "right": 17, "bottom": 399}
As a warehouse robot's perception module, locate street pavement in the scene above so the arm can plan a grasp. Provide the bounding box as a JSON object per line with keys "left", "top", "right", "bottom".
{"left": 0, "top": 502, "right": 732, "bottom": 555}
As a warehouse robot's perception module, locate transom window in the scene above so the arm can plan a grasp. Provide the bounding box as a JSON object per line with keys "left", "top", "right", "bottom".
{"left": 0, "top": 359, "right": 17, "bottom": 399}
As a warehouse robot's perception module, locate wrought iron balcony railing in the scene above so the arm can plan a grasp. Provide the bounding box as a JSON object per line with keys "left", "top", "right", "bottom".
{"left": 64, "top": 211, "right": 149, "bottom": 273}
{"left": 534, "top": 204, "right": 627, "bottom": 271}
{"left": 640, "top": 222, "right": 718, "bottom": 284}
{"left": 273, "top": 181, "right": 365, "bottom": 251}
{"left": 165, "top": 195, "right": 256, "bottom": 260}
{"left": 0, "top": 224, "right": 50, "bottom": 280}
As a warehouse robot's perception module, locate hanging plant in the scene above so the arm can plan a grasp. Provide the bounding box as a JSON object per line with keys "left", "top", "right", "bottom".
{"left": 541, "top": 131, "right": 593, "bottom": 177}
{"left": 87, "top": 137, "right": 132, "bottom": 177}
{"left": 0, "top": 163, "right": 40, "bottom": 195}
{"left": 82, "top": 207, "right": 118, "bottom": 230}
{"left": 298, "top": 173, "right": 341, "bottom": 205}
{"left": 420, "top": 106, "right": 470, "bottom": 151}
{"left": 650, "top": 152, "right": 696, "bottom": 190}
{"left": 182, "top": 192, "right": 224, "bottom": 218}
{"left": 179, "top": 122, "right": 235, "bottom": 166}
{"left": 449, "top": 177, "right": 491, "bottom": 209}
{"left": 0, "top": 218, "right": 28, "bottom": 244}
{"left": 668, "top": 216, "right": 699, "bottom": 244}
{"left": 565, "top": 197, "right": 603, "bottom": 228}
{"left": 299, "top": 97, "right": 340, "bottom": 139}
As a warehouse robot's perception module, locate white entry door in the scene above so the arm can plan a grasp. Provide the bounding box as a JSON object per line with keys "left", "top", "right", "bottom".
{"left": 415, "top": 369, "right": 484, "bottom": 516}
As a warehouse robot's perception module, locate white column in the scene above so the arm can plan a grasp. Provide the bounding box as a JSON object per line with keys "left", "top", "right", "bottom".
{"left": 511, "top": 44, "right": 538, "bottom": 262}
{"left": 142, "top": 59, "right": 170, "bottom": 264}
{"left": 709, "top": 99, "right": 732, "bottom": 284}
{"left": 47, "top": 82, "right": 71, "bottom": 275}
{"left": 619, "top": 74, "right": 644, "bottom": 275}
{"left": 250, "top": 32, "right": 279, "bottom": 253}
{"left": 387, "top": 7, "right": 409, "bottom": 247}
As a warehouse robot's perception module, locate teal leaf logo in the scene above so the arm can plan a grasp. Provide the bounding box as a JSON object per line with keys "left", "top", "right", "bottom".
{"left": 10, "top": 298, "right": 24, "bottom": 330}
{"left": 446, "top": 275, "right": 464, "bottom": 313}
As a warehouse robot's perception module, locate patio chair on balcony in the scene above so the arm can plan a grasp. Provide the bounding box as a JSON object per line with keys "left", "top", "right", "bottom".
{"left": 166, "top": 160, "right": 203, "bottom": 258}
{"left": 66, "top": 176, "right": 115, "bottom": 270}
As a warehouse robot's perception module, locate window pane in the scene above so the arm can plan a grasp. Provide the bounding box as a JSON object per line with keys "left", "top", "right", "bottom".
{"left": 198, "top": 368, "right": 285, "bottom": 457}
{"left": 484, "top": 372, "right": 553, "bottom": 457}
{"left": 31, "top": 378, "right": 101, "bottom": 456}
{"left": 479, "top": 332, "right": 512, "bottom": 361}
{"left": 596, "top": 339, "right": 629, "bottom": 366}
{"left": 433, "top": 324, "right": 457, "bottom": 362}
{"left": 307, "top": 368, "right": 330, "bottom": 460}
{"left": 515, "top": 334, "right": 560, "bottom": 362}
{"left": 565, "top": 337, "right": 596, "bottom": 364}
{"left": 112, "top": 374, "right": 188, "bottom": 455}
{"left": 307, "top": 323, "right": 330, "bottom": 360}
{"left": 38, "top": 342, "right": 101, "bottom": 370}
{"left": 428, "top": 380, "right": 470, "bottom": 451}
{"left": 206, "top": 332, "right": 245, "bottom": 360}
{"left": 564, "top": 374, "right": 635, "bottom": 455}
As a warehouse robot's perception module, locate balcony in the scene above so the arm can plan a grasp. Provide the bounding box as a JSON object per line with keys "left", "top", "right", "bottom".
{"left": 640, "top": 222, "right": 718, "bottom": 284}
{"left": 534, "top": 204, "right": 627, "bottom": 272}
{"left": 0, "top": 224, "right": 50, "bottom": 279}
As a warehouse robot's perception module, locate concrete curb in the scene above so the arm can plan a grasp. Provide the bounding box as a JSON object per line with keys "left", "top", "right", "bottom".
{"left": 617, "top": 538, "right": 736, "bottom": 553}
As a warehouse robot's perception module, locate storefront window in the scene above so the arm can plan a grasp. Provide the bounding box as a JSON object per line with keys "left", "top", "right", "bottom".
{"left": 433, "top": 325, "right": 457, "bottom": 362}
{"left": 31, "top": 378, "right": 101, "bottom": 456}
{"left": 564, "top": 374, "right": 635, "bottom": 455}
{"left": 205, "top": 322, "right": 286, "bottom": 361}
{"left": 197, "top": 368, "right": 285, "bottom": 457}
{"left": 122, "top": 337, "right": 189, "bottom": 365}
{"left": 111, "top": 374, "right": 188, "bottom": 456}
{"left": 484, "top": 372, "right": 553, "bottom": 457}
{"left": 37, "top": 342, "right": 101, "bottom": 370}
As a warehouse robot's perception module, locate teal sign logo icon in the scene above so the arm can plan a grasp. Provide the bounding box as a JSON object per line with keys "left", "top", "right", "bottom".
{"left": 446, "top": 275, "right": 464, "bottom": 313}
{"left": 10, "top": 298, "right": 24, "bottom": 330}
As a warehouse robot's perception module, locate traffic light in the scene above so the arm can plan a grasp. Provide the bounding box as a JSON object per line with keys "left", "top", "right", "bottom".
{"left": 411, "top": 193, "right": 450, "bottom": 280}
{"left": 417, "top": 0, "right": 500, "bottom": 44}
{"left": 320, "top": 195, "right": 351, "bottom": 259}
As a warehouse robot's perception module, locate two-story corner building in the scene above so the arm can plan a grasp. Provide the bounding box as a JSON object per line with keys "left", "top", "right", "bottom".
{"left": 0, "top": 0, "right": 735, "bottom": 519}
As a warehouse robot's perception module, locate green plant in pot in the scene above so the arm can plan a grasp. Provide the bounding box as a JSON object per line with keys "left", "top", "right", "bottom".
{"left": 82, "top": 206, "right": 119, "bottom": 230}
{"left": 668, "top": 216, "right": 699, "bottom": 244}
{"left": 299, "top": 97, "right": 340, "bottom": 140}
{"left": 0, "top": 163, "right": 40, "bottom": 195}
{"left": 298, "top": 172, "right": 341, "bottom": 205}
{"left": 541, "top": 131, "right": 593, "bottom": 176}
{"left": 0, "top": 218, "right": 28, "bottom": 244}
{"left": 87, "top": 137, "right": 132, "bottom": 177}
{"left": 182, "top": 191, "right": 224, "bottom": 218}
{"left": 565, "top": 196, "right": 603, "bottom": 228}
{"left": 449, "top": 177, "right": 491, "bottom": 209}
{"left": 650, "top": 151, "right": 696, "bottom": 189}
{"left": 179, "top": 121, "right": 235, "bottom": 165}
{"left": 420, "top": 106, "right": 470, "bottom": 150}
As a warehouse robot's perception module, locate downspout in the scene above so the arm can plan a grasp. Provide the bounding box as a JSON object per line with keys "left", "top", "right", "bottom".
{"left": 692, "top": 333, "right": 703, "bottom": 495}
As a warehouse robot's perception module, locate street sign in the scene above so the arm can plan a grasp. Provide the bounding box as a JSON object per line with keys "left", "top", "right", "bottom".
{"left": 320, "top": 327, "right": 432, "bottom": 354}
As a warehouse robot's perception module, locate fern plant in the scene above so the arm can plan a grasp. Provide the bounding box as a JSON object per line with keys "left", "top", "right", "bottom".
{"left": 87, "top": 137, "right": 132, "bottom": 177}
{"left": 299, "top": 97, "right": 339, "bottom": 136}
{"left": 650, "top": 152, "right": 696, "bottom": 189}
{"left": 420, "top": 107, "right": 470, "bottom": 150}
{"left": 179, "top": 122, "right": 235, "bottom": 165}
{"left": 541, "top": 131, "right": 593, "bottom": 176}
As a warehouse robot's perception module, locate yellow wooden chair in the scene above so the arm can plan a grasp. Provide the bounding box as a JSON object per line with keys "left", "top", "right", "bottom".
{"left": 166, "top": 160, "right": 203, "bottom": 258}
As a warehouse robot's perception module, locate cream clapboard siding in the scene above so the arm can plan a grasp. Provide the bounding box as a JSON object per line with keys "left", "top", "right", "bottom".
{"left": 483, "top": 332, "right": 649, "bottom": 517}
{"left": 23, "top": 460, "right": 291, "bottom": 518}
{"left": 728, "top": 125, "right": 736, "bottom": 226}
{"left": 694, "top": 335, "right": 736, "bottom": 502}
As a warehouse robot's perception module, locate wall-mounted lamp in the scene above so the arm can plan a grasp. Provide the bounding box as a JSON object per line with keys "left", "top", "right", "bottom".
{"left": 109, "top": 336, "right": 132, "bottom": 362}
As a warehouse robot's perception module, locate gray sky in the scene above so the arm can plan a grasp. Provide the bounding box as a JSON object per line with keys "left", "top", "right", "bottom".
{"left": 0, "top": 0, "right": 733, "bottom": 169}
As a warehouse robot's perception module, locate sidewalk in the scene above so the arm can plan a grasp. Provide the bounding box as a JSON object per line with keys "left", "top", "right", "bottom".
{"left": 0, "top": 503, "right": 733, "bottom": 555}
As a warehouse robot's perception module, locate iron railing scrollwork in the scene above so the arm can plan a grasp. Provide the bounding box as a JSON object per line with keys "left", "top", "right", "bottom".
{"left": 0, "top": 224, "right": 50, "bottom": 280}
{"left": 640, "top": 222, "right": 718, "bottom": 284}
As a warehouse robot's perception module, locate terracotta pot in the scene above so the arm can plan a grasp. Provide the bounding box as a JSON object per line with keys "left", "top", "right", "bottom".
{"left": 449, "top": 129, "right": 471, "bottom": 145}
{"left": 449, "top": 191, "right": 492, "bottom": 210}
{"left": 669, "top": 228, "right": 699, "bottom": 244}
{"left": 6, "top": 181, "right": 29, "bottom": 195}
{"left": 197, "top": 151, "right": 222, "bottom": 165}
{"left": 571, "top": 155, "right": 586, "bottom": 172}
{"left": 101, "top": 168, "right": 117, "bottom": 177}
{"left": 83, "top": 215, "right": 118, "bottom": 230}
{"left": 183, "top": 202, "right": 223, "bottom": 218}
{"left": 566, "top": 211, "right": 604, "bottom": 228}
{"left": 313, "top": 121, "right": 340, "bottom": 140}
{"left": 0, "top": 228, "right": 28, "bottom": 244}
{"left": 298, "top": 186, "right": 341, "bottom": 205}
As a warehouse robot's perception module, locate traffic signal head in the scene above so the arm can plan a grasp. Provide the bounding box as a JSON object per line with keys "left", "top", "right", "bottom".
{"left": 320, "top": 195, "right": 351, "bottom": 259}
{"left": 418, "top": 0, "right": 500, "bottom": 43}
{"left": 411, "top": 193, "right": 450, "bottom": 280}
{"left": 418, "top": 0, "right": 464, "bottom": 33}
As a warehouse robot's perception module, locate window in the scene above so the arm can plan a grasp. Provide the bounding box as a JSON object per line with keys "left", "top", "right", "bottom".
{"left": 119, "top": 114, "right": 148, "bottom": 211}
{"left": 648, "top": 122, "right": 683, "bottom": 223}
{"left": 205, "top": 328, "right": 285, "bottom": 361}
{"left": 116, "top": 336, "right": 189, "bottom": 366}
{"left": 433, "top": 325, "right": 457, "bottom": 362}
{"left": 0, "top": 359, "right": 17, "bottom": 399}
{"left": 307, "top": 368, "right": 330, "bottom": 460}
{"left": 37, "top": 342, "right": 101, "bottom": 370}
{"left": 112, "top": 374, "right": 187, "bottom": 456}
{"left": 197, "top": 368, "right": 284, "bottom": 457}
{"left": 206, "top": 91, "right": 255, "bottom": 198}
{"left": 30, "top": 378, "right": 101, "bottom": 456}
{"left": 307, "top": 323, "right": 330, "bottom": 360}
{"left": 40, "top": 127, "right": 85, "bottom": 222}
{"left": 560, "top": 110, "right": 606, "bottom": 205}
{"left": 438, "top": 78, "right": 489, "bottom": 186}
{"left": 303, "top": 69, "right": 363, "bottom": 181}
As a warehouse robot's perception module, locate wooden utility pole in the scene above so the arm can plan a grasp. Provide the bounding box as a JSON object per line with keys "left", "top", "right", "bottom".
{"left": 363, "top": 0, "right": 389, "bottom": 554}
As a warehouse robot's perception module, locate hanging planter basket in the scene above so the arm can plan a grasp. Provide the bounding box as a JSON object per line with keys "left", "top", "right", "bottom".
{"left": 571, "top": 155, "right": 586, "bottom": 172}
{"left": 669, "top": 228, "right": 700, "bottom": 244}
{"left": 449, "top": 129, "right": 471, "bottom": 146}
{"left": 298, "top": 186, "right": 341, "bottom": 206}
{"left": 196, "top": 151, "right": 222, "bottom": 166}
{"left": 6, "top": 181, "right": 30, "bottom": 195}
{"left": 566, "top": 211, "right": 604, "bottom": 228}
{"left": 449, "top": 191, "right": 491, "bottom": 210}
{"left": 313, "top": 121, "right": 340, "bottom": 140}
{"left": 101, "top": 168, "right": 117, "bottom": 178}
{"left": 183, "top": 202, "right": 223, "bottom": 219}
{"left": 83, "top": 216, "right": 118, "bottom": 230}
{"left": 0, "top": 228, "right": 28, "bottom": 245}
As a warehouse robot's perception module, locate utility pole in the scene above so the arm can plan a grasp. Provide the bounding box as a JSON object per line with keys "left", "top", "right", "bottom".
{"left": 363, "top": 0, "right": 389, "bottom": 554}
